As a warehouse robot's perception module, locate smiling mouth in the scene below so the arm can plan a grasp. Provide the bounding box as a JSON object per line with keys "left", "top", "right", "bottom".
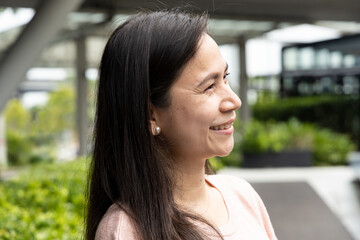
{"left": 209, "top": 123, "right": 232, "bottom": 130}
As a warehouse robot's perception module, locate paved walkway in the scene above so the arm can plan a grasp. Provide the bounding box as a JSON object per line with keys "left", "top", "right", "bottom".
{"left": 219, "top": 166, "right": 360, "bottom": 240}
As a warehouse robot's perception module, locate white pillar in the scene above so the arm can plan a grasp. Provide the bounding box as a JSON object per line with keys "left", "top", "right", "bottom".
{"left": 0, "top": 0, "right": 84, "bottom": 112}
{"left": 238, "top": 36, "right": 250, "bottom": 124}
{"left": 0, "top": 115, "right": 7, "bottom": 168}
{"left": 76, "top": 37, "right": 88, "bottom": 156}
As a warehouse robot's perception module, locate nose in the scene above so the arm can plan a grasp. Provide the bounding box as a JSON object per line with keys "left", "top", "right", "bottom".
{"left": 219, "top": 86, "right": 241, "bottom": 112}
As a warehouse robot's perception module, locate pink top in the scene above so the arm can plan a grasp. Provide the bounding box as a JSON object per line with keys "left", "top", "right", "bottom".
{"left": 95, "top": 175, "right": 277, "bottom": 240}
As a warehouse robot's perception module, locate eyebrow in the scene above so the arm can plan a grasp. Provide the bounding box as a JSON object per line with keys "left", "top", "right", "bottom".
{"left": 196, "top": 62, "right": 229, "bottom": 88}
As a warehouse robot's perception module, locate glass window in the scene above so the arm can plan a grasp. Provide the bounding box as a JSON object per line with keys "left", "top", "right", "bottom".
{"left": 283, "top": 47, "right": 298, "bottom": 71}
{"left": 316, "top": 49, "right": 329, "bottom": 69}
{"left": 283, "top": 77, "right": 293, "bottom": 90}
{"left": 298, "top": 82, "right": 310, "bottom": 95}
{"left": 356, "top": 56, "right": 360, "bottom": 67}
{"left": 313, "top": 80, "right": 323, "bottom": 94}
{"left": 344, "top": 54, "right": 356, "bottom": 68}
{"left": 334, "top": 84, "right": 343, "bottom": 94}
{"left": 343, "top": 76, "right": 359, "bottom": 94}
{"left": 299, "top": 47, "right": 315, "bottom": 70}
{"left": 330, "top": 51, "right": 342, "bottom": 68}
{"left": 320, "top": 77, "right": 333, "bottom": 93}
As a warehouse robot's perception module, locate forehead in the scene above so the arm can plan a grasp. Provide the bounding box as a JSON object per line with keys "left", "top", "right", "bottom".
{"left": 174, "top": 34, "right": 226, "bottom": 85}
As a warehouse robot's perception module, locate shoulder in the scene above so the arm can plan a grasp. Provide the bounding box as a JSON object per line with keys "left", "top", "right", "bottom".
{"left": 206, "top": 174, "right": 262, "bottom": 205}
{"left": 207, "top": 175, "right": 278, "bottom": 239}
{"left": 206, "top": 174, "right": 255, "bottom": 194}
{"left": 95, "top": 204, "right": 138, "bottom": 240}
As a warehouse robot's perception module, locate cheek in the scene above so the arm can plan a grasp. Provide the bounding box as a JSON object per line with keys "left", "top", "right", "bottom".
{"left": 171, "top": 90, "right": 219, "bottom": 127}
{"left": 161, "top": 93, "right": 221, "bottom": 149}
{"left": 164, "top": 103, "right": 211, "bottom": 144}
{"left": 178, "top": 103, "right": 214, "bottom": 129}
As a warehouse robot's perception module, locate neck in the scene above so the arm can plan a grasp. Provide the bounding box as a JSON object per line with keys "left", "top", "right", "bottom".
{"left": 173, "top": 157, "right": 209, "bottom": 209}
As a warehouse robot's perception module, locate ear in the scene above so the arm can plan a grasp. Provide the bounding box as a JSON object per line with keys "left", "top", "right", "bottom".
{"left": 150, "top": 104, "right": 161, "bottom": 135}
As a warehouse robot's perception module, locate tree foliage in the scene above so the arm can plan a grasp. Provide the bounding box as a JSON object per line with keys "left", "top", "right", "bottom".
{"left": 3, "top": 85, "right": 75, "bottom": 165}
{"left": 30, "top": 86, "right": 75, "bottom": 143}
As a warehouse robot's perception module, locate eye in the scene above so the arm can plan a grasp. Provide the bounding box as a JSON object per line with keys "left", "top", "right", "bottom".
{"left": 205, "top": 83, "right": 216, "bottom": 91}
{"left": 224, "top": 72, "right": 230, "bottom": 83}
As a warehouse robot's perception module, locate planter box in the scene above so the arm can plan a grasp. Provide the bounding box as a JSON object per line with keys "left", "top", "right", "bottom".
{"left": 242, "top": 151, "right": 312, "bottom": 168}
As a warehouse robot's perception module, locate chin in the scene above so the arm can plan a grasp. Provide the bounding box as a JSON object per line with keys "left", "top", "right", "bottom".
{"left": 216, "top": 151, "right": 232, "bottom": 157}
{"left": 215, "top": 144, "right": 234, "bottom": 157}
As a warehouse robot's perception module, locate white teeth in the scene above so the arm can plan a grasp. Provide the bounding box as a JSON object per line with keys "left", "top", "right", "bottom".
{"left": 210, "top": 123, "right": 232, "bottom": 130}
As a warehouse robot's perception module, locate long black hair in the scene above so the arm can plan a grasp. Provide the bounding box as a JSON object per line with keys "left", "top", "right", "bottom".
{"left": 85, "top": 9, "right": 221, "bottom": 240}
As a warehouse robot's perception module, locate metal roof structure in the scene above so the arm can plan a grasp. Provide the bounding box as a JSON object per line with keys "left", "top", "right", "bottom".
{"left": 2, "top": 0, "right": 360, "bottom": 68}
{"left": 3, "top": 0, "right": 360, "bottom": 22}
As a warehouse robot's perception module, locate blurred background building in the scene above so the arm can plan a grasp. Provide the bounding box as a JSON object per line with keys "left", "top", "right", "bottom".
{"left": 281, "top": 34, "right": 360, "bottom": 97}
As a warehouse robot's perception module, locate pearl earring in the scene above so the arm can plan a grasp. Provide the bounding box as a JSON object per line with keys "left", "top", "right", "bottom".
{"left": 155, "top": 126, "right": 161, "bottom": 135}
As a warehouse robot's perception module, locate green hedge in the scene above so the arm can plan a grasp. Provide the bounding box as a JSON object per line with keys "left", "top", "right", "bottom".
{"left": 252, "top": 95, "right": 360, "bottom": 148}
{"left": 240, "top": 119, "right": 356, "bottom": 166}
{"left": 0, "top": 159, "right": 87, "bottom": 239}
{"left": 6, "top": 131, "right": 34, "bottom": 166}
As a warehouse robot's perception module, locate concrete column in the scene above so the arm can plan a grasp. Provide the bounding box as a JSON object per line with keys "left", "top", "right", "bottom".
{"left": 76, "top": 37, "right": 88, "bottom": 156}
{"left": 0, "top": 115, "right": 7, "bottom": 168}
{"left": 0, "top": 0, "right": 84, "bottom": 112}
{"left": 238, "top": 36, "right": 250, "bottom": 124}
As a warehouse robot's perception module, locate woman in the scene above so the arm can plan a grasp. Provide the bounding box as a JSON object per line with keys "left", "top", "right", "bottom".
{"left": 85, "top": 9, "right": 277, "bottom": 240}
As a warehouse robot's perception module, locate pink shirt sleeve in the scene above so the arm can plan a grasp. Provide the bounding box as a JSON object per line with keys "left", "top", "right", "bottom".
{"left": 95, "top": 204, "right": 138, "bottom": 240}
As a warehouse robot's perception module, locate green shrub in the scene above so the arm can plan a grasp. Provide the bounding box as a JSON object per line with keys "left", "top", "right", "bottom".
{"left": 3, "top": 86, "right": 77, "bottom": 167}
{"left": 28, "top": 147, "right": 56, "bottom": 165}
{"left": 313, "top": 130, "right": 354, "bottom": 166}
{"left": 240, "top": 119, "right": 355, "bottom": 166}
{"left": 252, "top": 95, "right": 360, "bottom": 148}
{"left": 6, "top": 131, "right": 34, "bottom": 166}
{"left": 6, "top": 131, "right": 54, "bottom": 166}
{"left": 0, "top": 159, "right": 87, "bottom": 239}
{"left": 240, "top": 119, "right": 314, "bottom": 153}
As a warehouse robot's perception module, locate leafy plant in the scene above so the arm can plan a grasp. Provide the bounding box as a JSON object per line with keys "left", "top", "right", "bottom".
{"left": 253, "top": 95, "right": 360, "bottom": 148}
{"left": 3, "top": 100, "right": 34, "bottom": 165}
{"left": 3, "top": 85, "right": 77, "bottom": 166}
{"left": 240, "top": 119, "right": 355, "bottom": 166}
{"left": 29, "top": 86, "right": 75, "bottom": 145}
{"left": 313, "top": 129, "right": 354, "bottom": 166}
{"left": 5, "top": 131, "right": 33, "bottom": 166}
{"left": 0, "top": 159, "right": 88, "bottom": 239}
{"left": 240, "top": 119, "right": 314, "bottom": 153}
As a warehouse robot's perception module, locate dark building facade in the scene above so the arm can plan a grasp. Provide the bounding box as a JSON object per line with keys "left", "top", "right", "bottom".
{"left": 280, "top": 34, "right": 360, "bottom": 98}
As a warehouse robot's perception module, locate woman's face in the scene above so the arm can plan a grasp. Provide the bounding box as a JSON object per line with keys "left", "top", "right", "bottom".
{"left": 153, "top": 33, "right": 241, "bottom": 162}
